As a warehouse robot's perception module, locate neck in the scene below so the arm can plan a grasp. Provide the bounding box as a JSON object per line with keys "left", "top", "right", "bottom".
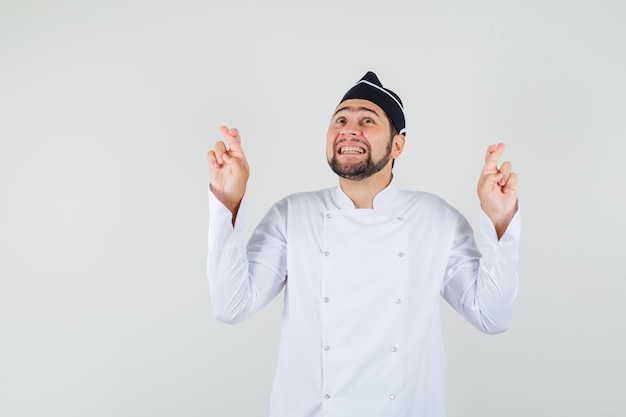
{"left": 338, "top": 168, "right": 393, "bottom": 209}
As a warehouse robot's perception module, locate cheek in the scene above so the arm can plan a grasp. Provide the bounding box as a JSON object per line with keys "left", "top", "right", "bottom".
{"left": 326, "top": 132, "right": 336, "bottom": 153}
{"left": 326, "top": 144, "right": 335, "bottom": 160}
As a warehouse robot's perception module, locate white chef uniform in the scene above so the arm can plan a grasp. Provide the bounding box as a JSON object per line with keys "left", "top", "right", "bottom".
{"left": 207, "top": 178, "right": 520, "bottom": 417}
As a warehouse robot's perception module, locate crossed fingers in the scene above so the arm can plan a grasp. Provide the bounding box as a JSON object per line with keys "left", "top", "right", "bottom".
{"left": 481, "top": 143, "right": 517, "bottom": 193}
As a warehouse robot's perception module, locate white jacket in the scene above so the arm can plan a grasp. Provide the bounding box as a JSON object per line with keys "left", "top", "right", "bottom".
{"left": 207, "top": 179, "right": 520, "bottom": 417}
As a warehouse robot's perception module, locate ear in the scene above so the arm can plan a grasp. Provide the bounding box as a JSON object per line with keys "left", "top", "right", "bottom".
{"left": 391, "top": 133, "right": 406, "bottom": 159}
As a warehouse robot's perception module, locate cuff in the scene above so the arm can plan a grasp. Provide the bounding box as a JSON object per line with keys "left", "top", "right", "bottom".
{"left": 208, "top": 184, "right": 247, "bottom": 253}
{"left": 479, "top": 203, "right": 521, "bottom": 267}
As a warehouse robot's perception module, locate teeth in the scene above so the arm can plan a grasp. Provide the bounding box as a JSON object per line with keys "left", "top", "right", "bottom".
{"left": 340, "top": 146, "right": 364, "bottom": 154}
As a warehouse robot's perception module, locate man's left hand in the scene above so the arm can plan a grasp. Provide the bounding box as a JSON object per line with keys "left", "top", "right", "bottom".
{"left": 477, "top": 143, "right": 518, "bottom": 239}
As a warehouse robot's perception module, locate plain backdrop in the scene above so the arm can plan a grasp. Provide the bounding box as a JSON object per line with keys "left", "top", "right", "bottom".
{"left": 1, "top": 0, "right": 624, "bottom": 416}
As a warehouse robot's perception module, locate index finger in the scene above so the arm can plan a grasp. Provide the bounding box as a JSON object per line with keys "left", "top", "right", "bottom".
{"left": 220, "top": 125, "right": 243, "bottom": 153}
{"left": 483, "top": 143, "right": 505, "bottom": 172}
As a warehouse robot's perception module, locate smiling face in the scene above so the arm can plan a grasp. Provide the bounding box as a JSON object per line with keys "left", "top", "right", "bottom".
{"left": 326, "top": 99, "right": 403, "bottom": 181}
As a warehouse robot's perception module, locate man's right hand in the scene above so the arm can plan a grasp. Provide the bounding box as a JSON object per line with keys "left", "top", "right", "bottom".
{"left": 207, "top": 126, "right": 250, "bottom": 220}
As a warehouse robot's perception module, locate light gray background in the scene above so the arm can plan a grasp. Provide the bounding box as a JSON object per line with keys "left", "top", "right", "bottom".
{"left": 1, "top": 0, "right": 624, "bottom": 416}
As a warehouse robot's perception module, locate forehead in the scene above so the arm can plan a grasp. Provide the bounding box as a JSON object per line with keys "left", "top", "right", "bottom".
{"left": 333, "top": 99, "right": 385, "bottom": 117}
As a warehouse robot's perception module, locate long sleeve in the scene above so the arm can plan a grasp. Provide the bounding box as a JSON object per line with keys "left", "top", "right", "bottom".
{"left": 441, "top": 206, "right": 521, "bottom": 334}
{"left": 206, "top": 188, "right": 286, "bottom": 324}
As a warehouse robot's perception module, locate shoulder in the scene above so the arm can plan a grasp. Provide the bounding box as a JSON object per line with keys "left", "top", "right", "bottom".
{"left": 280, "top": 187, "right": 334, "bottom": 203}
{"left": 271, "top": 187, "right": 335, "bottom": 211}
{"left": 396, "top": 189, "right": 464, "bottom": 221}
{"left": 398, "top": 188, "right": 456, "bottom": 209}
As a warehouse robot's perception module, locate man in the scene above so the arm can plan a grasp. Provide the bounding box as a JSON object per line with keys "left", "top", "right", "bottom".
{"left": 206, "top": 72, "right": 520, "bottom": 417}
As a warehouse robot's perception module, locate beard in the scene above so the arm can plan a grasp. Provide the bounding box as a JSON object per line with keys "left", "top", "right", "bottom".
{"left": 327, "top": 138, "right": 393, "bottom": 180}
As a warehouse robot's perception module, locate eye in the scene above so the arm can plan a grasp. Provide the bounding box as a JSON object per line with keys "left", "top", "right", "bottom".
{"left": 362, "top": 117, "right": 374, "bottom": 124}
{"left": 335, "top": 117, "right": 347, "bottom": 124}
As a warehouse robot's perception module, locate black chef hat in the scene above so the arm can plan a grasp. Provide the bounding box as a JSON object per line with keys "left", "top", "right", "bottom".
{"left": 339, "top": 71, "right": 406, "bottom": 136}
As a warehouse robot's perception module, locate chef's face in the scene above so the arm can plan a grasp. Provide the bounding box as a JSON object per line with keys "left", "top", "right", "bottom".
{"left": 326, "top": 99, "right": 401, "bottom": 181}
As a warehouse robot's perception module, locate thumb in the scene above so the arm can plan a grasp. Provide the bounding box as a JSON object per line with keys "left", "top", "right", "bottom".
{"left": 220, "top": 151, "right": 247, "bottom": 176}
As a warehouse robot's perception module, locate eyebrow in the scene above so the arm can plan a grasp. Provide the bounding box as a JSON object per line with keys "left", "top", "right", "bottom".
{"left": 333, "top": 106, "right": 380, "bottom": 118}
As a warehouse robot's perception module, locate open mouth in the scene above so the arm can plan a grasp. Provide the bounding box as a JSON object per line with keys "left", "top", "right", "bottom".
{"left": 339, "top": 146, "right": 366, "bottom": 154}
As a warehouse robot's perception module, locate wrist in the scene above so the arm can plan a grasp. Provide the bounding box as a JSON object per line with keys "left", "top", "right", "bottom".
{"left": 484, "top": 206, "right": 516, "bottom": 240}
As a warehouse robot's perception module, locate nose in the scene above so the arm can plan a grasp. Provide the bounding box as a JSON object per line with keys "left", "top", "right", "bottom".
{"left": 340, "top": 120, "right": 360, "bottom": 136}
